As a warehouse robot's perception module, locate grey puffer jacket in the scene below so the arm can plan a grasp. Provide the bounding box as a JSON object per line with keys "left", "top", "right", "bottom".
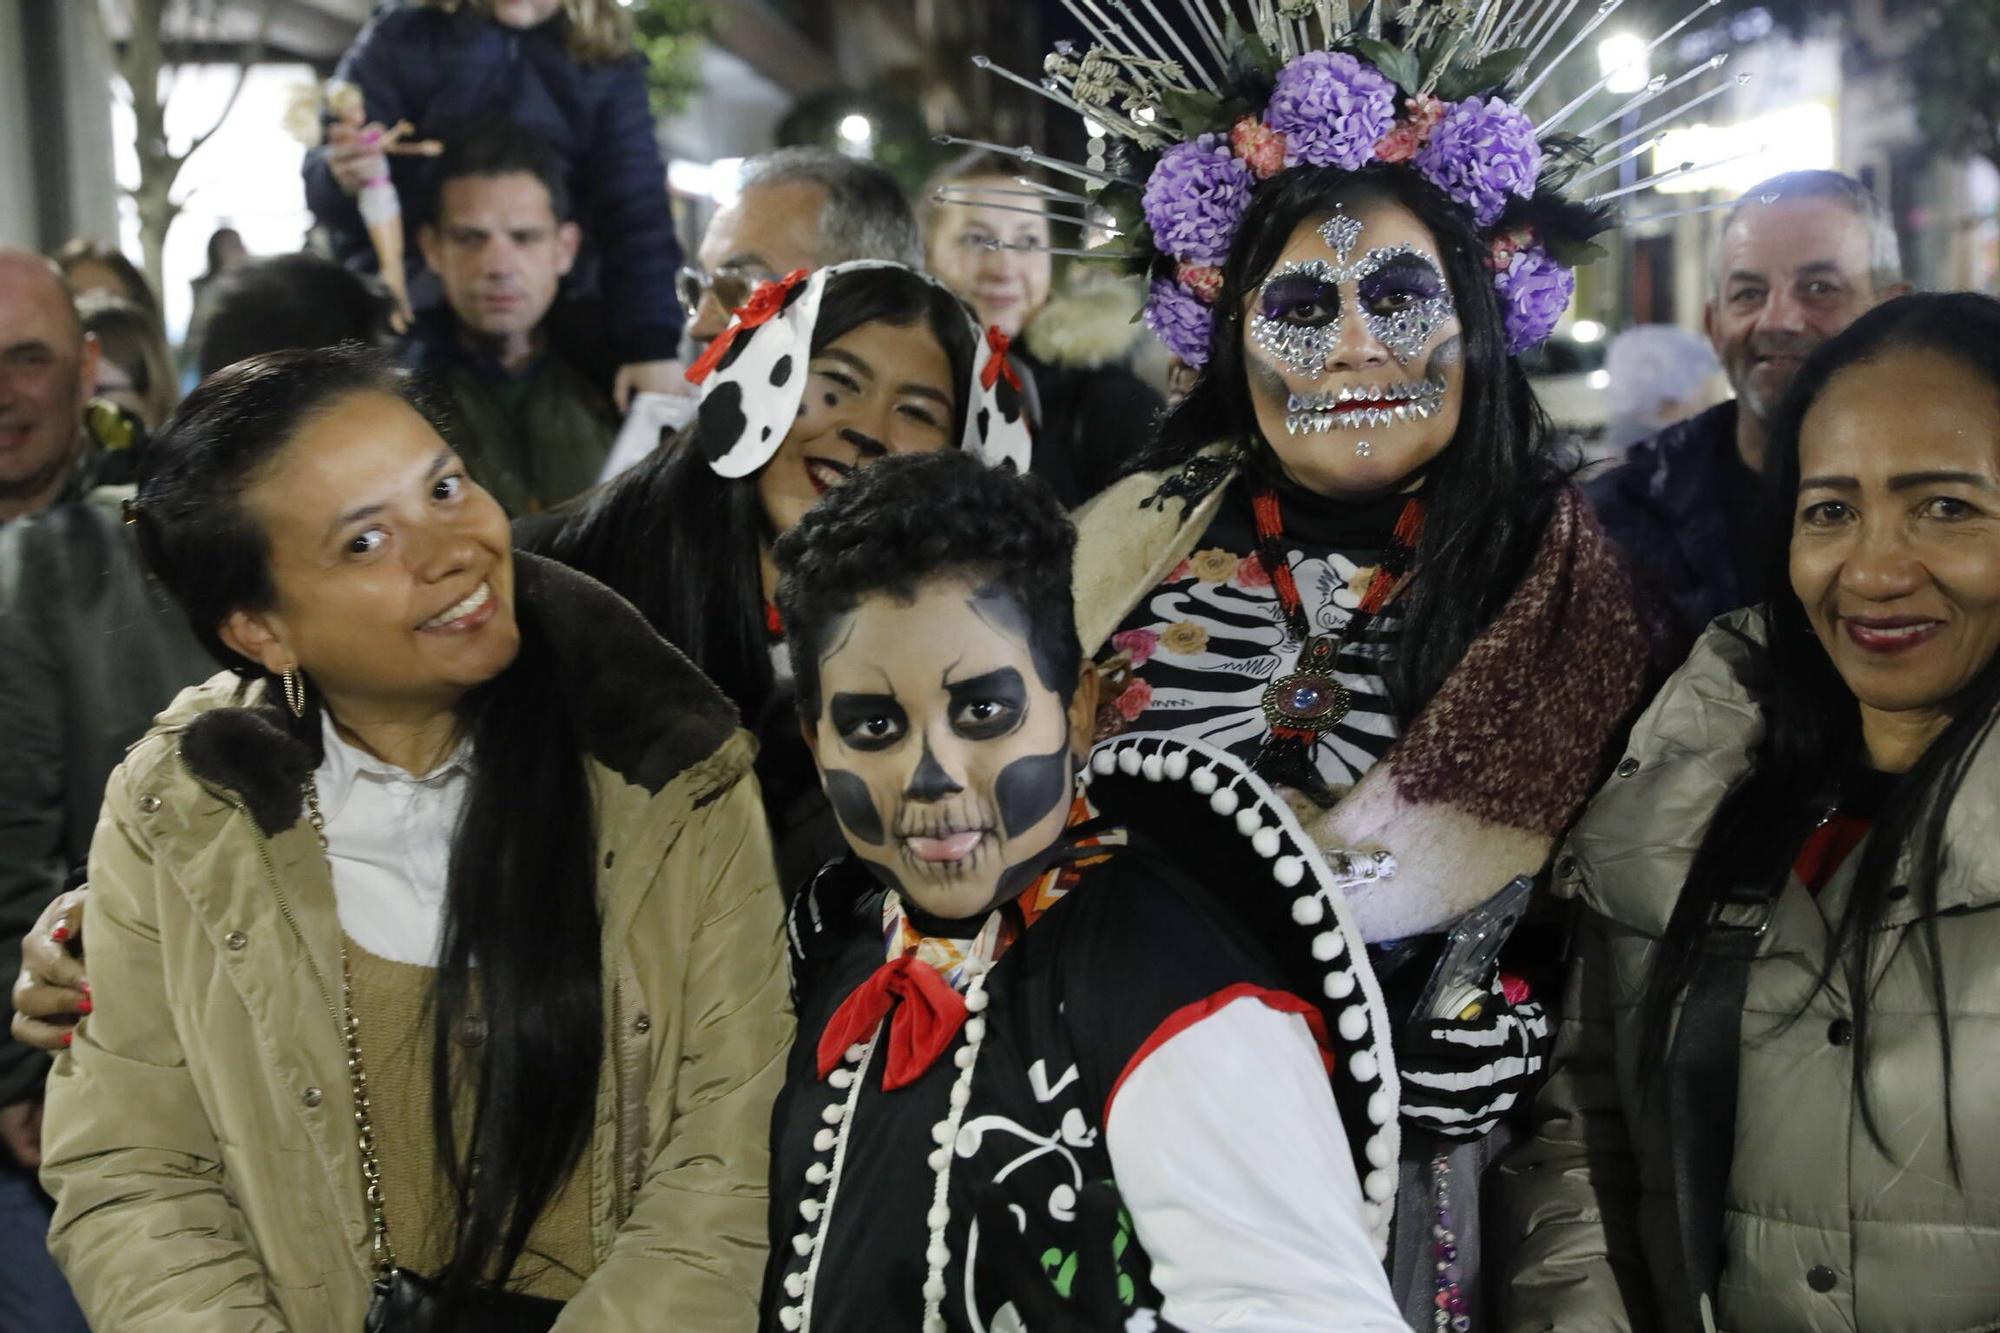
{"left": 1492, "top": 612, "right": 2000, "bottom": 1333}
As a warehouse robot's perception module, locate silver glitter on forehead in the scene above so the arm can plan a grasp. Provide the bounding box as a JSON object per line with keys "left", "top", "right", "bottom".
{"left": 1318, "top": 209, "right": 1363, "bottom": 265}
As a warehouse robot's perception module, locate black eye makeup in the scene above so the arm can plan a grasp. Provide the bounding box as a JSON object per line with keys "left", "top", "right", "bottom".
{"left": 945, "top": 667, "right": 1029, "bottom": 740}
{"left": 1259, "top": 268, "right": 1342, "bottom": 327}
{"left": 830, "top": 693, "right": 909, "bottom": 750}
{"left": 1357, "top": 252, "right": 1446, "bottom": 314}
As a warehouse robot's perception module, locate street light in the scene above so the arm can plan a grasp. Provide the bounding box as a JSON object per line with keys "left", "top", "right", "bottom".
{"left": 1596, "top": 34, "right": 1650, "bottom": 97}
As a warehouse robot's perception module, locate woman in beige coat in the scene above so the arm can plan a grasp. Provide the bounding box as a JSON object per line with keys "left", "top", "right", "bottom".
{"left": 1495, "top": 293, "right": 2000, "bottom": 1332}
{"left": 37, "top": 345, "right": 792, "bottom": 1329}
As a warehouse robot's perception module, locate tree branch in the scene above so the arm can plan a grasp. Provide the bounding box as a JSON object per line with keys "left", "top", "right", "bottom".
{"left": 179, "top": 0, "right": 274, "bottom": 161}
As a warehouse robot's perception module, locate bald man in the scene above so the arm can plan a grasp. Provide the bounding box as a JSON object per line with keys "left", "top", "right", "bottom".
{"left": 0, "top": 250, "right": 99, "bottom": 524}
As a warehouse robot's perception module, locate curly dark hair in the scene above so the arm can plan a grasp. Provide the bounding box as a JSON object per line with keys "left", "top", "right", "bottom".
{"left": 775, "top": 451, "right": 1081, "bottom": 721}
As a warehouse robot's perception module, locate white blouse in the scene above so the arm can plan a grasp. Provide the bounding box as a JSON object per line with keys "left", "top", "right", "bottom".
{"left": 314, "top": 715, "right": 471, "bottom": 966}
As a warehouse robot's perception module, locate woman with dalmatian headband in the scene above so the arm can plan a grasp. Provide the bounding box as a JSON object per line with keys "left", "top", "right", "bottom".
{"left": 527, "top": 260, "right": 1029, "bottom": 885}
{"left": 952, "top": 4, "right": 1670, "bottom": 1324}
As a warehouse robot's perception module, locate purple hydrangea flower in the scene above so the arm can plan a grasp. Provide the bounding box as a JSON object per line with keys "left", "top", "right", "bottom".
{"left": 1145, "top": 278, "right": 1214, "bottom": 367}
{"left": 1494, "top": 246, "right": 1575, "bottom": 355}
{"left": 1264, "top": 51, "right": 1400, "bottom": 172}
{"left": 1141, "top": 134, "right": 1253, "bottom": 267}
{"left": 1415, "top": 96, "right": 1543, "bottom": 229}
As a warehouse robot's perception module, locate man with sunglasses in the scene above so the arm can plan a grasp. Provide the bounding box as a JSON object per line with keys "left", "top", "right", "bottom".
{"left": 682, "top": 148, "right": 922, "bottom": 348}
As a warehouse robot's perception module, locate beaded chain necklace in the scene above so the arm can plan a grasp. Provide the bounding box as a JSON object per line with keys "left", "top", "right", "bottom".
{"left": 1249, "top": 486, "right": 1424, "bottom": 802}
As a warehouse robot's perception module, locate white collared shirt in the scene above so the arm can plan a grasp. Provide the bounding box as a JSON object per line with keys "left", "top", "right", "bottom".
{"left": 314, "top": 715, "right": 472, "bottom": 966}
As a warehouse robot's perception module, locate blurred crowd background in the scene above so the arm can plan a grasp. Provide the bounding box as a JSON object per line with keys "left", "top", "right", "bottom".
{"left": 4, "top": 0, "right": 1999, "bottom": 462}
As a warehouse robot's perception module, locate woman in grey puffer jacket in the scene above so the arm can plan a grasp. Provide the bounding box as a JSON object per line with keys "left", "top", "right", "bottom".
{"left": 1495, "top": 292, "right": 2000, "bottom": 1333}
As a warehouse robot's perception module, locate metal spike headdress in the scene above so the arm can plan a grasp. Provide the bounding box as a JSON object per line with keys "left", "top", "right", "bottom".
{"left": 952, "top": 0, "right": 1749, "bottom": 365}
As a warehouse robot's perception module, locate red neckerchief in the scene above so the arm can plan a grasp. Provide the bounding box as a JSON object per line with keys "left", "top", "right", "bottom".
{"left": 980, "top": 325, "right": 1022, "bottom": 392}
{"left": 764, "top": 601, "right": 786, "bottom": 643}
{"left": 684, "top": 268, "right": 810, "bottom": 385}
{"left": 814, "top": 797, "right": 1103, "bottom": 1090}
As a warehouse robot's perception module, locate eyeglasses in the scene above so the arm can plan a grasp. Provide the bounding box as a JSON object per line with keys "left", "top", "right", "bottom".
{"left": 952, "top": 233, "right": 1047, "bottom": 254}
{"left": 677, "top": 264, "right": 774, "bottom": 320}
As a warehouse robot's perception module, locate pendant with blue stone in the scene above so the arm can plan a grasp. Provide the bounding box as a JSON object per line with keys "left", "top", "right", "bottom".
{"left": 1262, "top": 634, "right": 1351, "bottom": 733}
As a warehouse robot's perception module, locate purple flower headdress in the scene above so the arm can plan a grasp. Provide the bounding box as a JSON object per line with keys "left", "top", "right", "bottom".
{"left": 950, "top": 1, "right": 1748, "bottom": 365}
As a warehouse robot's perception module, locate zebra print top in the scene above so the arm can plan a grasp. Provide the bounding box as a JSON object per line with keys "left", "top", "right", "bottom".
{"left": 1097, "top": 477, "right": 1404, "bottom": 803}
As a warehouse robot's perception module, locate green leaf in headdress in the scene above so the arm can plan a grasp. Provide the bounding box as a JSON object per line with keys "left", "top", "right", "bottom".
{"left": 1543, "top": 235, "right": 1610, "bottom": 268}
{"left": 1437, "top": 46, "right": 1527, "bottom": 102}
{"left": 1223, "top": 15, "right": 1280, "bottom": 84}
{"left": 1159, "top": 87, "right": 1232, "bottom": 138}
{"left": 1352, "top": 36, "right": 1422, "bottom": 95}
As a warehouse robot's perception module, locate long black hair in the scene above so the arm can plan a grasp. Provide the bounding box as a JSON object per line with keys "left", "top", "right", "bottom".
{"left": 527, "top": 265, "right": 981, "bottom": 722}
{"left": 1131, "top": 165, "right": 1565, "bottom": 718}
{"left": 135, "top": 344, "right": 603, "bottom": 1309}
{"left": 1637, "top": 292, "right": 2000, "bottom": 1169}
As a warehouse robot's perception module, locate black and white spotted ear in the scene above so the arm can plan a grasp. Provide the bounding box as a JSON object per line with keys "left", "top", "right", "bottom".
{"left": 1077, "top": 732, "right": 1401, "bottom": 1256}
{"left": 697, "top": 266, "right": 831, "bottom": 479}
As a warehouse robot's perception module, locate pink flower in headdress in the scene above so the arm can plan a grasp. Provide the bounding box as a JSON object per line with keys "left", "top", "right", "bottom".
{"left": 1231, "top": 116, "right": 1288, "bottom": 179}
{"left": 1487, "top": 225, "right": 1538, "bottom": 273}
{"left": 1375, "top": 95, "right": 1448, "bottom": 164}
{"left": 1175, "top": 262, "right": 1225, "bottom": 305}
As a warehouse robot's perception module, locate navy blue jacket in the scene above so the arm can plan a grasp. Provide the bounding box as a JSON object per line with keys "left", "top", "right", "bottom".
{"left": 1584, "top": 400, "right": 1765, "bottom": 663}
{"left": 303, "top": 5, "right": 682, "bottom": 364}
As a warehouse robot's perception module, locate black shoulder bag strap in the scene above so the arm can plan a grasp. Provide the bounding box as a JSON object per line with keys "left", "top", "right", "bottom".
{"left": 1662, "top": 878, "right": 1782, "bottom": 1330}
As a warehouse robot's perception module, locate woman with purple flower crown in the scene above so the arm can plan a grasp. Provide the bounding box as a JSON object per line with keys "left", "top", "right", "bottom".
{"left": 948, "top": 1, "right": 1673, "bottom": 1326}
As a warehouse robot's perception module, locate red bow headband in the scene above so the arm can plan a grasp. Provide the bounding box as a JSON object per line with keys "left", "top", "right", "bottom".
{"left": 685, "top": 267, "right": 812, "bottom": 386}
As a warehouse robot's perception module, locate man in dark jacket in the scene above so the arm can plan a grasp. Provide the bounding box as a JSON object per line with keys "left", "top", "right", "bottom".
{"left": 407, "top": 125, "right": 619, "bottom": 515}
{"left": 1587, "top": 171, "right": 1909, "bottom": 659}
{"left": 302, "top": 0, "right": 682, "bottom": 407}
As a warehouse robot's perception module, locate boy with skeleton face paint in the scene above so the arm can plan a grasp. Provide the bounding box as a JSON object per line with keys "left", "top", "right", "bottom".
{"left": 762, "top": 451, "right": 1406, "bottom": 1332}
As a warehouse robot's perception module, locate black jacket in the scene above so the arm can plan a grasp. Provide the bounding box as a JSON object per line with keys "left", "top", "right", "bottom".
{"left": 1584, "top": 401, "right": 1763, "bottom": 664}
{"left": 302, "top": 5, "right": 683, "bottom": 365}
{"left": 1017, "top": 347, "right": 1164, "bottom": 508}
{"left": 0, "top": 488, "right": 213, "bottom": 1106}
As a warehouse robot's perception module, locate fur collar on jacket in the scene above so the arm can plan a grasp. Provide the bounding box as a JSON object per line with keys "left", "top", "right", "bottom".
{"left": 1071, "top": 448, "right": 1652, "bottom": 941}
{"left": 175, "top": 552, "right": 741, "bottom": 837}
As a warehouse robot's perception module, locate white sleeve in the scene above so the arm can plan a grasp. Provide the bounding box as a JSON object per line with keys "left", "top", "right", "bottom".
{"left": 1105, "top": 994, "right": 1412, "bottom": 1333}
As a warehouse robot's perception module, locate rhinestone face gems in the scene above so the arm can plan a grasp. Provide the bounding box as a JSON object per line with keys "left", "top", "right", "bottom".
{"left": 1353, "top": 245, "right": 1456, "bottom": 366}
{"left": 1317, "top": 208, "right": 1364, "bottom": 264}
{"left": 1249, "top": 228, "right": 1457, "bottom": 383}
{"left": 1282, "top": 376, "right": 1447, "bottom": 435}
{"left": 1251, "top": 259, "right": 1344, "bottom": 378}
{"left": 1355, "top": 439, "right": 1372, "bottom": 457}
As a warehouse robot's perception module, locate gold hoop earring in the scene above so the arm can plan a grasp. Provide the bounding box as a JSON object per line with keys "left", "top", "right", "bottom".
{"left": 282, "top": 667, "right": 307, "bottom": 719}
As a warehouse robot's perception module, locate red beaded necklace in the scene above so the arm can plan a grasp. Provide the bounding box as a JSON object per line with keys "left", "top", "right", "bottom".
{"left": 1249, "top": 485, "right": 1424, "bottom": 800}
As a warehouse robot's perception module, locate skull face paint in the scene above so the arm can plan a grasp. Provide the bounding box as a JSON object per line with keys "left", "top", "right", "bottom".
{"left": 1242, "top": 196, "right": 1468, "bottom": 499}
{"left": 808, "top": 575, "right": 1082, "bottom": 921}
